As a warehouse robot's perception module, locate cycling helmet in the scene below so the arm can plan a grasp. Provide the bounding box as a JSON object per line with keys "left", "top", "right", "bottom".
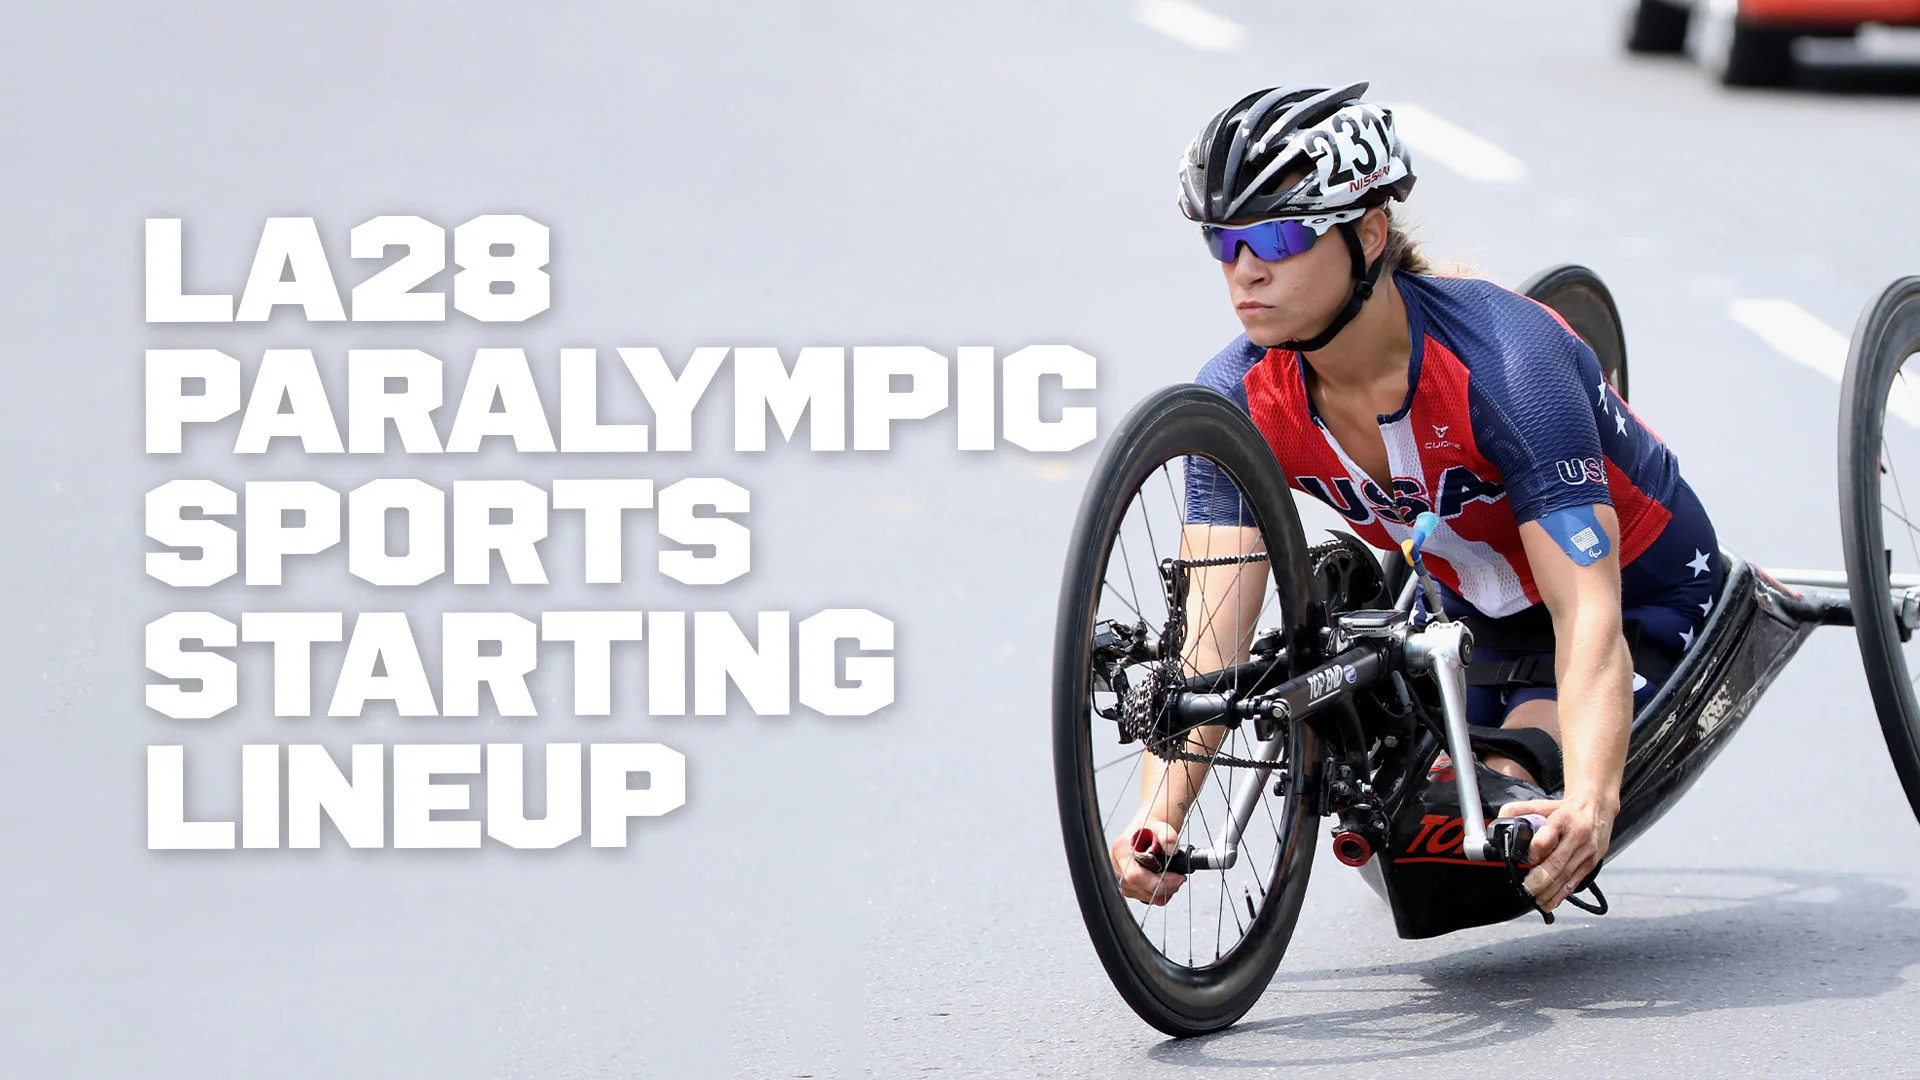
{"left": 1178, "top": 82, "right": 1417, "bottom": 351}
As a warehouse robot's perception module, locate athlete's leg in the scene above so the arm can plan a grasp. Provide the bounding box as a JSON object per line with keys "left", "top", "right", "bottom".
{"left": 1484, "top": 694, "right": 1558, "bottom": 786}
{"left": 1482, "top": 647, "right": 1672, "bottom": 787}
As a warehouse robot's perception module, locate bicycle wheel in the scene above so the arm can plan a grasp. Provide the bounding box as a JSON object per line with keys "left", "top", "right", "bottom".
{"left": 1522, "top": 263, "right": 1631, "bottom": 400}
{"left": 1053, "top": 384, "right": 1321, "bottom": 1037}
{"left": 1839, "top": 276, "right": 1920, "bottom": 826}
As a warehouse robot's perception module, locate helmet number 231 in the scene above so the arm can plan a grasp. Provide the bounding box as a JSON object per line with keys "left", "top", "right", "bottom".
{"left": 1319, "top": 112, "right": 1390, "bottom": 189}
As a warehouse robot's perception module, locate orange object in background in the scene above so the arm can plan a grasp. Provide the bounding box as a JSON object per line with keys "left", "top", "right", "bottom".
{"left": 1626, "top": 0, "right": 1920, "bottom": 85}
{"left": 1739, "top": 0, "right": 1920, "bottom": 27}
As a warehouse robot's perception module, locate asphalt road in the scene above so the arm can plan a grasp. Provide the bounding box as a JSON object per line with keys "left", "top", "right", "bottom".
{"left": 3, "top": 2, "right": 1920, "bottom": 1077}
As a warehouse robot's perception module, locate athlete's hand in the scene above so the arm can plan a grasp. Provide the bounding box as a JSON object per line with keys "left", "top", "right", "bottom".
{"left": 1110, "top": 818, "right": 1187, "bottom": 905}
{"left": 1498, "top": 796, "right": 1616, "bottom": 912}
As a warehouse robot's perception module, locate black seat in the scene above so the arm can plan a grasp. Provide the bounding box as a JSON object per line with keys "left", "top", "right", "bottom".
{"left": 1521, "top": 264, "right": 1630, "bottom": 401}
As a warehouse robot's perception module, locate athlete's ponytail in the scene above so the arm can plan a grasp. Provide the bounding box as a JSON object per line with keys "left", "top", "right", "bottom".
{"left": 1380, "top": 206, "right": 1429, "bottom": 275}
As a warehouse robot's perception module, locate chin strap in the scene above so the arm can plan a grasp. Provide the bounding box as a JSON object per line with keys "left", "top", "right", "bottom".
{"left": 1278, "top": 220, "right": 1387, "bottom": 353}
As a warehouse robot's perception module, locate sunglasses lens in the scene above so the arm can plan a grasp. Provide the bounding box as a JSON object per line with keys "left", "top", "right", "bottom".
{"left": 1201, "top": 228, "right": 1236, "bottom": 261}
{"left": 1202, "top": 219, "right": 1320, "bottom": 263}
{"left": 1202, "top": 228, "right": 1234, "bottom": 261}
{"left": 1273, "top": 219, "right": 1317, "bottom": 258}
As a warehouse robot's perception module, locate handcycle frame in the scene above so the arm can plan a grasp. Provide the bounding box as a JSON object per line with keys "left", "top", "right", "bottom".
{"left": 1137, "top": 543, "right": 1900, "bottom": 935}
{"left": 1056, "top": 269, "right": 1920, "bottom": 1035}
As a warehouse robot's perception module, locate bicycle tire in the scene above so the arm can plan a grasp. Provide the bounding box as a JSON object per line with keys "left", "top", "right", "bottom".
{"left": 1839, "top": 277, "right": 1920, "bottom": 827}
{"left": 1700, "top": 12, "right": 1797, "bottom": 88}
{"left": 1521, "top": 263, "right": 1631, "bottom": 401}
{"left": 1625, "top": 0, "right": 1691, "bottom": 54}
{"left": 1053, "top": 384, "right": 1320, "bottom": 1036}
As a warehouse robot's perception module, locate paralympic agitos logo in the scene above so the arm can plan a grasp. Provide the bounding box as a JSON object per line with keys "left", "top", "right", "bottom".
{"left": 1296, "top": 465, "right": 1503, "bottom": 526}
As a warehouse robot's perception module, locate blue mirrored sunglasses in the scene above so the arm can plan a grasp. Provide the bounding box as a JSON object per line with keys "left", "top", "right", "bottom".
{"left": 1200, "top": 217, "right": 1324, "bottom": 263}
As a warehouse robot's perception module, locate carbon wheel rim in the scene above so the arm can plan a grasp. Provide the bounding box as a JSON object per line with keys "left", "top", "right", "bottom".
{"left": 1054, "top": 386, "right": 1320, "bottom": 1034}
{"left": 1840, "top": 279, "right": 1920, "bottom": 822}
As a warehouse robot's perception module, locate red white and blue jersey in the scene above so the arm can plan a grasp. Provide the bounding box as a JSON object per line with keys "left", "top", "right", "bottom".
{"left": 1186, "top": 272, "right": 1718, "bottom": 622}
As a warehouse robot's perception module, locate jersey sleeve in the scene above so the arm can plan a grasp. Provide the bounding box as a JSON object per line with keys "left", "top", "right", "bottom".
{"left": 1465, "top": 314, "right": 1612, "bottom": 526}
{"left": 1184, "top": 336, "right": 1262, "bottom": 527}
{"left": 1184, "top": 455, "right": 1258, "bottom": 527}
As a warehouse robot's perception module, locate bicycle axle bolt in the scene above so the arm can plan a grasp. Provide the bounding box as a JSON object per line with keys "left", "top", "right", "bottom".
{"left": 1331, "top": 831, "right": 1373, "bottom": 868}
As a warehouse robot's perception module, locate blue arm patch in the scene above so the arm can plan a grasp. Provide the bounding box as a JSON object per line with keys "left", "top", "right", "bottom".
{"left": 1540, "top": 505, "right": 1611, "bottom": 566}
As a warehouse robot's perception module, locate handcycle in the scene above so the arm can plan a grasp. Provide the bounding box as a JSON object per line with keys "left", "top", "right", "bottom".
{"left": 1052, "top": 268, "right": 1920, "bottom": 1036}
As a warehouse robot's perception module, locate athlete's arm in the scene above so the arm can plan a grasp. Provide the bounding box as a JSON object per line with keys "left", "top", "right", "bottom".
{"left": 1110, "top": 523, "right": 1266, "bottom": 905}
{"left": 1505, "top": 504, "right": 1634, "bottom": 909}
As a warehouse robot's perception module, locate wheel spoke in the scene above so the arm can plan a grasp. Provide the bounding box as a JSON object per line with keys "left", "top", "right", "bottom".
{"left": 1062, "top": 389, "right": 1318, "bottom": 1031}
{"left": 1883, "top": 437, "right": 1920, "bottom": 575}
{"left": 1100, "top": 578, "right": 1147, "bottom": 624}
{"left": 1101, "top": 746, "right": 1146, "bottom": 837}
{"left": 1112, "top": 531, "right": 1147, "bottom": 623}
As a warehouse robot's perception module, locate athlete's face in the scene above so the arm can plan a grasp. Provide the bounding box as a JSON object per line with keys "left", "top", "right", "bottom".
{"left": 1220, "top": 208, "right": 1386, "bottom": 349}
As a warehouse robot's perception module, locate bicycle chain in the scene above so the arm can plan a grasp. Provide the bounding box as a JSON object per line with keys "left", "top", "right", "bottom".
{"left": 1152, "top": 739, "right": 1288, "bottom": 771}
{"left": 1170, "top": 551, "right": 1271, "bottom": 569}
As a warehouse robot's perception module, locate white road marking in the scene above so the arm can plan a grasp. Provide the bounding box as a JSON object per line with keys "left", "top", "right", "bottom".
{"left": 1729, "top": 298, "right": 1920, "bottom": 426}
{"left": 1384, "top": 103, "right": 1527, "bottom": 185}
{"left": 1134, "top": 0, "right": 1244, "bottom": 51}
{"left": 1728, "top": 298, "right": 1847, "bottom": 380}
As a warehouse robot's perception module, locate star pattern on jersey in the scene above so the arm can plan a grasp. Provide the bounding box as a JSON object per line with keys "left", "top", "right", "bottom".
{"left": 1679, "top": 625, "right": 1694, "bottom": 649}
{"left": 1596, "top": 379, "right": 1608, "bottom": 408}
{"left": 1698, "top": 598, "right": 1712, "bottom": 615}
{"left": 1686, "top": 549, "right": 1712, "bottom": 577}
{"left": 1614, "top": 410, "right": 1628, "bottom": 435}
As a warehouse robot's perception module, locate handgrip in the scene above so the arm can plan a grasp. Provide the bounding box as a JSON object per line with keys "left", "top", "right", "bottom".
{"left": 1130, "top": 828, "right": 1196, "bottom": 875}
{"left": 1489, "top": 814, "right": 1610, "bottom": 922}
{"left": 1486, "top": 812, "right": 1549, "bottom": 863}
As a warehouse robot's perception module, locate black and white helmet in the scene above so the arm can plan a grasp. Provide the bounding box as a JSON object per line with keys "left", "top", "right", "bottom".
{"left": 1178, "top": 82, "right": 1415, "bottom": 225}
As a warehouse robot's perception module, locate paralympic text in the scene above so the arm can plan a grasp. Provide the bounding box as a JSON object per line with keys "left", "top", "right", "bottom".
{"left": 146, "top": 344, "right": 1097, "bottom": 455}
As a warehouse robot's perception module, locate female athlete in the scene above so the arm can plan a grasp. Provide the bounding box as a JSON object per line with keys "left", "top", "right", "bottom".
{"left": 1109, "top": 83, "right": 1724, "bottom": 916}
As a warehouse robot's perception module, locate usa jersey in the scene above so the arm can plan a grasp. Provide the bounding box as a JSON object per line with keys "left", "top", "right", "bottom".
{"left": 1185, "top": 273, "right": 1716, "bottom": 619}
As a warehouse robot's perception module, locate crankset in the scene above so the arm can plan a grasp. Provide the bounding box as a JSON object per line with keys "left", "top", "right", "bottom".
{"left": 1310, "top": 531, "right": 1387, "bottom": 614}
